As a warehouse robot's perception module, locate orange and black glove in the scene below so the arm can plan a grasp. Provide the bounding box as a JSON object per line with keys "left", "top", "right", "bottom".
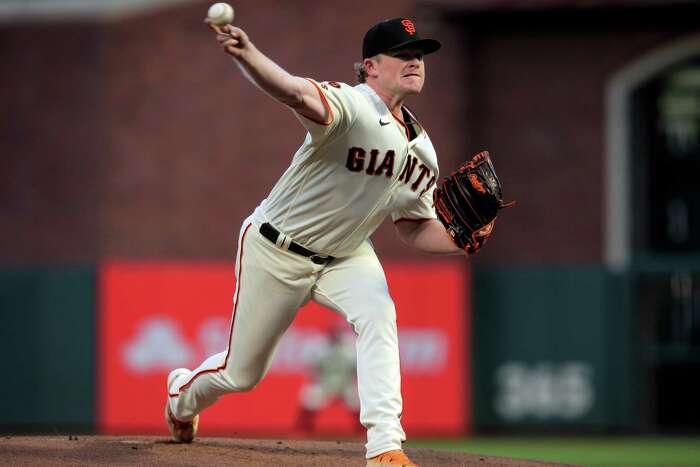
{"left": 433, "top": 151, "right": 515, "bottom": 254}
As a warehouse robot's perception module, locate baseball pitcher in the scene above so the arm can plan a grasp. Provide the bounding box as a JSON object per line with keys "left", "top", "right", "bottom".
{"left": 165, "top": 14, "right": 511, "bottom": 467}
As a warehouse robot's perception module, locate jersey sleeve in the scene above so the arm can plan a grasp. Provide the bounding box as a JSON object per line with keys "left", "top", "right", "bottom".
{"left": 293, "top": 79, "right": 359, "bottom": 142}
{"left": 391, "top": 183, "right": 438, "bottom": 224}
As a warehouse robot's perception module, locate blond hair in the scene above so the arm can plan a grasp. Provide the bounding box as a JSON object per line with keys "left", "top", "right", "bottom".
{"left": 354, "top": 55, "right": 381, "bottom": 83}
{"left": 354, "top": 62, "right": 367, "bottom": 83}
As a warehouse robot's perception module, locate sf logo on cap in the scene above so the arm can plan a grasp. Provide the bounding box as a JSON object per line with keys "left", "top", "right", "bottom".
{"left": 401, "top": 19, "right": 416, "bottom": 35}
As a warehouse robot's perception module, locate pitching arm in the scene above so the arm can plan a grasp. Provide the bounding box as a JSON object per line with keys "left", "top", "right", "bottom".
{"left": 205, "top": 21, "right": 328, "bottom": 124}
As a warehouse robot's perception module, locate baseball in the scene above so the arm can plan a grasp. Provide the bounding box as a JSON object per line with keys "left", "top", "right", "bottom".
{"left": 207, "top": 2, "right": 234, "bottom": 26}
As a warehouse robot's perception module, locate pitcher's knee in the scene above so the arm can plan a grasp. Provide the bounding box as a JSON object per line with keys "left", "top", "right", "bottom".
{"left": 235, "top": 376, "right": 262, "bottom": 392}
{"left": 224, "top": 367, "right": 264, "bottom": 392}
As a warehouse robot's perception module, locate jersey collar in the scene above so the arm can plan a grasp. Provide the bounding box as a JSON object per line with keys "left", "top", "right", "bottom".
{"left": 355, "top": 83, "right": 424, "bottom": 142}
{"left": 355, "top": 83, "right": 392, "bottom": 120}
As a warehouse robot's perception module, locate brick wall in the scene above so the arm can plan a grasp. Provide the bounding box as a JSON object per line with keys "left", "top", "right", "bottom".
{"left": 458, "top": 6, "right": 700, "bottom": 264}
{"left": 0, "top": 23, "right": 104, "bottom": 262}
{"left": 2, "top": 1, "right": 699, "bottom": 263}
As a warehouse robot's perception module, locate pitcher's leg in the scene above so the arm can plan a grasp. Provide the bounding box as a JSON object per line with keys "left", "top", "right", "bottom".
{"left": 312, "top": 242, "right": 405, "bottom": 458}
{"left": 168, "top": 222, "right": 314, "bottom": 420}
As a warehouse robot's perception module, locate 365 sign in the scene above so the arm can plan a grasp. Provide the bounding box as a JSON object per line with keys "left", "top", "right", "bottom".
{"left": 494, "top": 361, "right": 595, "bottom": 421}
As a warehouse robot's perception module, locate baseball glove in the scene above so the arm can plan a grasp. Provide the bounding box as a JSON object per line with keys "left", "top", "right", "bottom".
{"left": 433, "top": 151, "right": 514, "bottom": 254}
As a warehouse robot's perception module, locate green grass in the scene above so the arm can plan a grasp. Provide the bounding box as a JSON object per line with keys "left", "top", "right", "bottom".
{"left": 405, "top": 437, "right": 700, "bottom": 467}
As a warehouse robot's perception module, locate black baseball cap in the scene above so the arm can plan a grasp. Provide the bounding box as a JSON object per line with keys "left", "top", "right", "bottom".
{"left": 362, "top": 17, "right": 441, "bottom": 59}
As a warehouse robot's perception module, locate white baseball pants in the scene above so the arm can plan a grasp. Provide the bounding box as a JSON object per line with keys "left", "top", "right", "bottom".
{"left": 167, "top": 215, "right": 406, "bottom": 458}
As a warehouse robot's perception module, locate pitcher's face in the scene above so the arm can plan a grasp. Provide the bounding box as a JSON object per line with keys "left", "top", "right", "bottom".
{"left": 370, "top": 48, "right": 425, "bottom": 96}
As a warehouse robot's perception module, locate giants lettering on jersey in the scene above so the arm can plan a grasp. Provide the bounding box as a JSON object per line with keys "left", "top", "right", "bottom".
{"left": 346, "top": 147, "right": 435, "bottom": 196}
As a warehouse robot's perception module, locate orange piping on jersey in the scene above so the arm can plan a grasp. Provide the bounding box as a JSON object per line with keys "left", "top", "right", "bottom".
{"left": 393, "top": 217, "right": 432, "bottom": 224}
{"left": 299, "top": 78, "right": 334, "bottom": 126}
{"left": 169, "top": 223, "right": 252, "bottom": 397}
{"left": 390, "top": 111, "right": 411, "bottom": 140}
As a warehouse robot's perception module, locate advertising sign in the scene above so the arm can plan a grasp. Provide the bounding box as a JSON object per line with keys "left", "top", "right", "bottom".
{"left": 98, "top": 260, "right": 469, "bottom": 436}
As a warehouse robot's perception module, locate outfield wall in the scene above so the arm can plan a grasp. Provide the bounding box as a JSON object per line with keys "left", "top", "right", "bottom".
{"left": 0, "top": 260, "right": 470, "bottom": 436}
{"left": 473, "top": 267, "right": 635, "bottom": 431}
{"left": 1, "top": 262, "right": 650, "bottom": 435}
{"left": 0, "top": 267, "right": 96, "bottom": 432}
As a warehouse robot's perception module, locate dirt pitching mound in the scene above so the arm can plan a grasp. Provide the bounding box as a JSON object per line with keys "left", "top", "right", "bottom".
{"left": 0, "top": 436, "right": 576, "bottom": 466}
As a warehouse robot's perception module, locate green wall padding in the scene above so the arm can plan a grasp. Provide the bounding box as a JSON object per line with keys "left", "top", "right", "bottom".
{"left": 0, "top": 266, "right": 95, "bottom": 432}
{"left": 473, "top": 266, "right": 634, "bottom": 431}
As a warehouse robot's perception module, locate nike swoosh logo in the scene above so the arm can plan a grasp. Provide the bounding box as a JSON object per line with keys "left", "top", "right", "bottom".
{"left": 379, "top": 118, "right": 391, "bottom": 126}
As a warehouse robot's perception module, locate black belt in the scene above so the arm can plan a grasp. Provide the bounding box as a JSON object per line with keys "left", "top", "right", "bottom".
{"left": 259, "top": 223, "right": 334, "bottom": 265}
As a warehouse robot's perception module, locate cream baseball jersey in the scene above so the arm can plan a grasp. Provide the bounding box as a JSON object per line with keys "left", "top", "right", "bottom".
{"left": 254, "top": 79, "right": 439, "bottom": 257}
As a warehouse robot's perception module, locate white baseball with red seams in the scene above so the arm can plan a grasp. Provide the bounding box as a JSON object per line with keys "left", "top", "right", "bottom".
{"left": 167, "top": 80, "right": 439, "bottom": 458}
{"left": 207, "top": 2, "right": 234, "bottom": 26}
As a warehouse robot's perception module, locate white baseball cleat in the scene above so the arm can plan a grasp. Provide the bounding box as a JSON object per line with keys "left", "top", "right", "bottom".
{"left": 165, "top": 368, "right": 199, "bottom": 443}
